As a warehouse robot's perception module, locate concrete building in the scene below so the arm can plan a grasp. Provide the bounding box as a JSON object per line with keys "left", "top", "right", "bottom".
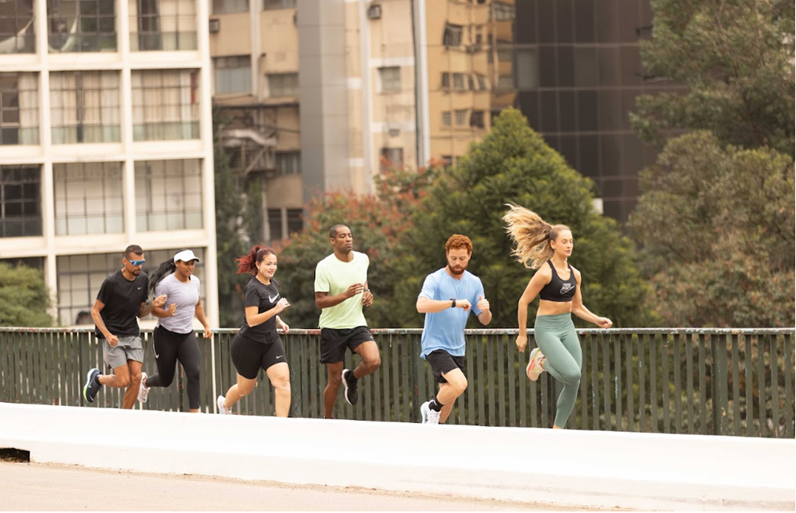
{"left": 209, "top": 0, "right": 676, "bottom": 235}
{"left": 0, "top": 0, "right": 219, "bottom": 327}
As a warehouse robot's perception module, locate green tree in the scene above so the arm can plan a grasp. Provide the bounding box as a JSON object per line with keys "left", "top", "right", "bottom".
{"left": 628, "top": 131, "right": 794, "bottom": 326}
{"left": 213, "top": 110, "right": 263, "bottom": 327}
{"left": 392, "top": 108, "right": 654, "bottom": 328}
{"left": 276, "top": 167, "right": 436, "bottom": 329}
{"left": 0, "top": 262, "right": 54, "bottom": 327}
{"left": 631, "top": 0, "right": 795, "bottom": 156}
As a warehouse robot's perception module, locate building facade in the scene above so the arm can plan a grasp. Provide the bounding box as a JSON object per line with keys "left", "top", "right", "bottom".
{"left": 0, "top": 0, "right": 219, "bottom": 327}
{"left": 209, "top": 0, "right": 678, "bottom": 234}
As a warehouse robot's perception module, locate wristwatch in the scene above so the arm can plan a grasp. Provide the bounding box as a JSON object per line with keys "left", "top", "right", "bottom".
{"left": 451, "top": 299, "right": 456, "bottom": 308}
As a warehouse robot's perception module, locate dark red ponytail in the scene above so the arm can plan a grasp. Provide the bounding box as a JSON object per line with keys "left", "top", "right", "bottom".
{"left": 236, "top": 245, "right": 276, "bottom": 275}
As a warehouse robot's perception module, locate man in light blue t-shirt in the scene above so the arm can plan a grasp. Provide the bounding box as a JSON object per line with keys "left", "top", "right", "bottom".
{"left": 416, "top": 234, "right": 491, "bottom": 425}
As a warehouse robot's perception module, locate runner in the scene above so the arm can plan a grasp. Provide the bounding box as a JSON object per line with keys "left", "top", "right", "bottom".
{"left": 504, "top": 203, "right": 612, "bottom": 429}
{"left": 417, "top": 234, "right": 492, "bottom": 425}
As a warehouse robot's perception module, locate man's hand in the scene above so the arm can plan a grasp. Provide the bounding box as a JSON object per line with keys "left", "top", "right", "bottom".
{"left": 455, "top": 299, "right": 471, "bottom": 311}
{"left": 107, "top": 333, "right": 119, "bottom": 347}
{"left": 362, "top": 289, "right": 374, "bottom": 307}
{"left": 152, "top": 295, "right": 167, "bottom": 308}
{"left": 167, "top": 303, "right": 177, "bottom": 317}
{"left": 476, "top": 294, "right": 489, "bottom": 312}
{"left": 345, "top": 283, "right": 365, "bottom": 298}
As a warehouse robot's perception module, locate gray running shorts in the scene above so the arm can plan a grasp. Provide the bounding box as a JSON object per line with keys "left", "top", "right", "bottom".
{"left": 103, "top": 335, "right": 144, "bottom": 369}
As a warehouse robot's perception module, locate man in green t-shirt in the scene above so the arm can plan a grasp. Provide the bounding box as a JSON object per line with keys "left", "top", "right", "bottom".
{"left": 314, "top": 224, "right": 380, "bottom": 418}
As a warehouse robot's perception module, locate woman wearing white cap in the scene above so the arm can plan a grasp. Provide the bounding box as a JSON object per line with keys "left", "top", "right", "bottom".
{"left": 139, "top": 249, "right": 212, "bottom": 412}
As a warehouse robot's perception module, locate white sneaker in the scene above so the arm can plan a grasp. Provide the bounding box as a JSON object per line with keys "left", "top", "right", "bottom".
{"left": 420, "top": 401, "right": 440, "bottom": 425}
{"left": 138, "top": 372, "right": 150, "bottom": 403}
{"left": 217, "top": 395, "right": 232, "bottom": 415}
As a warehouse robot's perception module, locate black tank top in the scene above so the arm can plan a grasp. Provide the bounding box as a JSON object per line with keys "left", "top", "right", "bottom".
{"left": 538, "top": 260, "right": 576, "bottom": 302}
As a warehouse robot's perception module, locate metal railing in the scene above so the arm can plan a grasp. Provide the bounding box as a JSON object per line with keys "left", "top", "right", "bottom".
{"left": 1, "top": 328, "right": 793, "bottom": 437}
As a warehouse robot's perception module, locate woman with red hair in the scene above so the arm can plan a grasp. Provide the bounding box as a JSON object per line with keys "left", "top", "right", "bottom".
{"left": 217, "top": 245, "right": 292, "bottom": 416}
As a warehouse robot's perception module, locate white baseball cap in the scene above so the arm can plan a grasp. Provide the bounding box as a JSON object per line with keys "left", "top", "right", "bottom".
{"left": 173, "top": 249, "right": 201, "bottom": 263}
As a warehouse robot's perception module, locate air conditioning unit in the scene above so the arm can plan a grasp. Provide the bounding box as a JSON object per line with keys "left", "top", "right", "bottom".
{"left": 209, "top": 19, "right": 220, "bottom": 33}
{"left": 367, "top": 3, "right": 382, "bottom": 20}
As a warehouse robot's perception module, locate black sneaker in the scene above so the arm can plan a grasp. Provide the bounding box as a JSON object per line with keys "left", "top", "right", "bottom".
{"left": 83, "top": 368, "right": 102, "bottom": 403}
{"left": 342, "top": 369, "right": 359, "bottom": 405}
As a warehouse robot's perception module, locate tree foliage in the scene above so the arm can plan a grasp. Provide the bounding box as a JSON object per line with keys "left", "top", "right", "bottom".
{"left": 0, "top": 262, "right": 54, "bottom": 327}
{"left": 631, "top": 0, "right": 795, "bottom": 156}
{"left": 628, "top": 131, "right": 794, "bottom": 326}
{"left": 213, "top": 110, "right": 263, "bottom": 328}
{"left": 392, "top": 108, "right": 654, "bottom": 328}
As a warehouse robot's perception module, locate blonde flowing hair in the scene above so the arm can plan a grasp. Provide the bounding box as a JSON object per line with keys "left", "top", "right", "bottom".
{"left": 503, "top": 203, "right": 570, "bottom": 269}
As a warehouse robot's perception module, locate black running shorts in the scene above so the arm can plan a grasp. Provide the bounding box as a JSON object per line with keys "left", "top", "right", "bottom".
{"left": 319, "top": 326, "right": 374, "bottom": 364}
{"left": 231, "top": 332, "right": 287, "bottom": 379}
{"left": 425, "top": 349, "right": 465, "bottom": 384}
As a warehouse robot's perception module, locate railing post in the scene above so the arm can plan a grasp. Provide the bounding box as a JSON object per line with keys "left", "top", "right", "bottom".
{"left": 711, "top": 334, "right": 730, "bottom": 436}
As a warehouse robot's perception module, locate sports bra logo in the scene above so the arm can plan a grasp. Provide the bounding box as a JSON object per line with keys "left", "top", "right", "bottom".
{"left": 560, "top": 283, "right": 574, "bottom": 295}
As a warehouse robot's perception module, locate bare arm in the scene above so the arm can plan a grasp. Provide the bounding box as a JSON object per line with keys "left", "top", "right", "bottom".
{"left": 138, "top": 295, "right": 166, "bottom": 318}
{"left": 515, "top": 268, "right": 550, "bottom": 351}
{"left": 570, "top": 269, "right": 612, "bottom": 328}
{"left": 416, "top": 296, "right": 473, "bottom": 314}
{"left": 246, "top": 298, "right": 290, "bottom": 327}
{"left": 315, "top": 283, "right": 364, "bottom": 310}
{"left": 90, "top": 299, "right": 116, "bottom": 344}
{"left": 195, "top": 298, "right": 213, "bottom": 338}
{"left": 476, "top": 294, "right": 492, "bottom": 325}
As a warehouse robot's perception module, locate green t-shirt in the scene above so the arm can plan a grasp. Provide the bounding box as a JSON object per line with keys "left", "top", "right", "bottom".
{"left": 314, "top": 251, "right": 369, "bottom": 329}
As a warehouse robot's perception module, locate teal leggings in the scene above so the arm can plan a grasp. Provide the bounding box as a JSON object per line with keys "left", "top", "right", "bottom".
{"left": 534, "top": 313, "right": 582, "bottom": 428}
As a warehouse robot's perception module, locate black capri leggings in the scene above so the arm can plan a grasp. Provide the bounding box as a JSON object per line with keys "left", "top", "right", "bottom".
{"left": 146, "top": 326, "right": 201, "bottom": 409}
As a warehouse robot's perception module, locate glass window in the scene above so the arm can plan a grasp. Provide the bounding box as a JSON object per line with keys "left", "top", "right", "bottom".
{"left": 213, "top": 0, "right": 248, "bottom": 14}
{"left": 556, "top": 0, "right": 574, "bottom": 43}
{"left": 574, "top": 0, "right": 595, "bottom": 43}
{"left": 268, "top": 72, "right": 299, "bottom": 97}
{"left": 557, "top": 45, "right": 574, "bottom": 87}
{"left": 264, "top": 0, "right": 296, "bottom": 9}
{"left": 441, "top": 111, "right": 451, "bottom": 127}
{"left": 476, "top": 74, "right": 487, "bottom": 90}
{"left": 441, "top": 72, "right": 450, "bottom": 89}
{"left": 454, "top": 109, "right": 468, "bottom": 126}
{"left": 286, "top": 208, "right": 302, "bottom": 236}
{"left": 515, "top": 0, "right": 536, "bottom": 44}
{"left": 559, "top": 91, "right": 576, "bottom": 132}
{"left": 518, "top": 91, "right": 540, "bottom": 129}
{"left": 537, "top": 0, "right": 554, "bottom": 43}
{"left": 539, "top": 45, "right": 557, "bottom": 87}
{"left": 267, "top": 208, "right": 282, "bottom": 240}
{"left": 574, "top": 47, "right": 598, "bottom": 87}
{"left": 598, "top": 90, "right": 623, "bottom": 131}
{"left": 380, "top": 147, "right": 403, "bottom": 172}
{"left": 600, "top": 134, "right": 622, "bottom": 178}
{"left": 598, "top": 47, "right": 620, "bottom": 86}
{"left": 516, "top": 47, "right": 538, "bottom": 89}
{"left": 443, "top": 23, "right": 463, "bottom": 47}
{"left": 0, "top": 0, "right": 35, "bottom": 54}
{"left": 134, "top": 159, "right": 203, "bottom": 231}
{"left": 559, "top": 135, "right": 578, "bottom": 168}
{"left": 470, "top": 110, "right": 485, "bottom": 129}
{"left": 275, "top": 152, "right": 300, "bottom": 175}
{"left": 129, "top": 0, "right": 197, "bottom": 51}
{"left": 577, "top": 90, "right": 598, "bottom": 131}
{"left": 50, "top": 71, "right": 121, "bottom": 144}
{"left": 452, "top": 73, "right": 466, "bottom": 91}
{"left": 214, "top": 56, "right": 251, "bottom": 95}
{"left": 490, "top": 2, "right": 515, "bottom": 22}
{"left": 47, "top": 0, "right": 117, "bottom": 53}
{"left": 53, "top": 162, "right": 124, "bottom": 235}
{"left": 618, "top": 0, "right": 640, "bottom": 43}
{"left": 132, "top": 69, "right": 200, "bottom": 141}
{"left": 0, "top": 73, "right": 38, "bottom": 146}
{"left": 0, "top": 165, "right": 41, "bottom": 238}
{"left": 378, "top": 67, "right": 400, "bottom": 93}
{"left": 595, "top": 0, "right": 619, "bottom": 44}
{"left": 619, "top": 45, "right": 643, "bottom": 86}
{"left": 497, "top": 74, "right": 514, "bottom": 90}
{"left": 539, "top": 91, "right": 558, "bottom": 133}
{"left": 578, "top": 134, "right": 600, "bottom": 178}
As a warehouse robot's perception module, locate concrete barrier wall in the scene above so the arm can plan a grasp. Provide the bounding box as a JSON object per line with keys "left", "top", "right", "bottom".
{"left": 1, "top": 403, "right": 793, "bottom": 511}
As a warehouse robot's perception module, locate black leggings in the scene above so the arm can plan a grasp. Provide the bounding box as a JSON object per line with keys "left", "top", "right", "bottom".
{"left": 147, "top": 326, "right": 201, "bottom": 409}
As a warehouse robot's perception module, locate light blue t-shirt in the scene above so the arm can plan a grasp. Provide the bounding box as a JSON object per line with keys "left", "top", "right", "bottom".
{"left": 418, "top": 268, "right": 484, "bottom": 358}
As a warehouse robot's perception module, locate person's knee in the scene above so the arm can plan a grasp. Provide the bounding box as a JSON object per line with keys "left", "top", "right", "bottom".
{"left": 271, "top": 375, "right": 291, "bottom": 392}
{"left": 238, "top": 381, "right": 255, "bottom": 397}
{"left": 449, "top": 376, "right": 468, "bottom": 396}
{"left": 116, "top": 375, "right": 131, "bottom": 388}
{"left": 366, "top": 353, "right": 381, "bottom": 372}
{"left": 327, "top": 370, "right": 343, "bottom": 387}
{"left": 561, "top": 367, "right": 581, "bottom": 386}
{"left": 185, "top": 366, "right": 200, "bottom": 384}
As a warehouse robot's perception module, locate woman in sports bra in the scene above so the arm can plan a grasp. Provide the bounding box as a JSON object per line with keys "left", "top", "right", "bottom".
{"left": 503, "top": 204, "right": 612, "bottom": 429}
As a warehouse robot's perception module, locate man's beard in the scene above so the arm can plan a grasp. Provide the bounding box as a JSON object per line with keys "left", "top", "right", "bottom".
{"left": 448, "top": 265, "right": 465, "bottom": 276}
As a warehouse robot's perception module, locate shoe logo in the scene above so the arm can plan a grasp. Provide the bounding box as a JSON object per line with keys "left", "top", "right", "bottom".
{"left": 137, "top": 287, "right": 142, "bottom": 290}
{"left": 153, "top": 349, "right": 159, "bottom": 359}
{"left": 560, "top": 283, "right": 574, "bottom": 294}
{"left": 269, "top": 294, "right": 280, "bottom": 303}
{"left": 276, "top": 355, "right": 283, "bottom": 359}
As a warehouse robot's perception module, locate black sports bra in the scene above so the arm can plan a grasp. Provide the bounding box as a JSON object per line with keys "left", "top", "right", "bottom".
{"left": 539, "top": 260, "right": 576, "bottom": 302}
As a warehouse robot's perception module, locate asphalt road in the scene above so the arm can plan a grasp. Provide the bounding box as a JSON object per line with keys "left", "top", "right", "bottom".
{"left": 0, "top": 461, "right": 599, "bottom": 511}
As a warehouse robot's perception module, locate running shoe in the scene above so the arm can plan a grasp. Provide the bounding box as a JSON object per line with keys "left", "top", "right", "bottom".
{"left": 526, "top": 347, "right": 546, "bottom": 381}
{"left": 217, "top": 395, "right": 232, "bottom": 415}
{"left": 138, "top": 372, "right": 150, "bottom": 403}
{"left": 420, "top": 401, "right": 440, "bottom": 425}
{"left": 342, "top": 369, "right": 359, "bottom": 405}
{"left": 83, "top": 368, "right": 102, "bottom": 403}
